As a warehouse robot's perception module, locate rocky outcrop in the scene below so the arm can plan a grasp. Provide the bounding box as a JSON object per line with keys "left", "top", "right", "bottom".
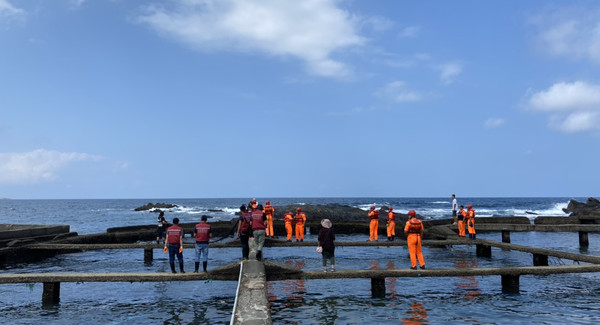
{"left": 272, "top": 204, "right": 415, "bottom": 222}
{"left": 134, "top": 202, "right": 178, "bottom": 212}
{"left": 561, "top": 198, "right": 600, "bottom": 224}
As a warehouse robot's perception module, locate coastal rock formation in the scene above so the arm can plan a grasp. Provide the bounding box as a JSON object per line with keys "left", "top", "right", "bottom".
{"left": 134, "top": 202, "right": 178, "bottom": 212}
{"left": 562, "top": 198, "right": 600, "bottom": 223}
{"left": 272, "top": 204, "right": 415, "bottom": 222}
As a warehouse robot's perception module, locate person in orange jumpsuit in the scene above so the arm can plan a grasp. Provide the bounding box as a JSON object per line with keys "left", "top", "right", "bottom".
{"left": 294, "top": 208, "right": 306, "bottom": 242}
{"left": 283, "top": 212, "right": 294, "bottom": 242}
{"left": 466, "top": 204, "right": 476, "bottom": 239}
{"left": 404, "top": 210, "right": 425, "bottom": 269}
{"left": 386, "top": 206, "right": 396, "bottom": 241}
{"left": 368, "top": 205, "right": 379, "bottom": 242}
{"left": 264, "top": 200, "right": 275, "bottom": 238}
{"left": 457, "top": 205, "right": 467, "bottom": 237}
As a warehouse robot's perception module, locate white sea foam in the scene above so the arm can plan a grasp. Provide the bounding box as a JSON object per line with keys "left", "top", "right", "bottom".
{"left": 430, "top": 201, "right": 449, "bottom": 204}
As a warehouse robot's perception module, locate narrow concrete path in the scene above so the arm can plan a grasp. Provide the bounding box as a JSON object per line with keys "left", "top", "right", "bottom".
{"left": 231, "top": 260, "right": 271, "bottom": 325}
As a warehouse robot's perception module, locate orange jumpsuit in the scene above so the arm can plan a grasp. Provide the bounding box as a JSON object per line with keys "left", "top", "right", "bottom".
{"left": 294, "top": 212, "right": 306, "bottom": 241}
{"left": 457, "top": 208, "right": 467, "bottom": 237}
{"left": 386, "top": 211, "right": 396, "bottom": 240}
{"left": 368, "top": 209, "right": 379, "bottom": 241}
{"left": 264, "top": 204, "right": 275, "bottom": 237}
{"left": 283, "top": 213, "right": 293, "bottom": 241}
{"left": 404, "top": 218, "right": 425, "bottom": 268}
{"left": 466, "top": 208, "right": 476, "bottom": 238}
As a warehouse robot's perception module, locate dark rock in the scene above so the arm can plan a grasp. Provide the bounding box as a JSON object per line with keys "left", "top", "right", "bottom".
{"left": 134, "top": 202, "right": 178, "bottom": 211}
{"left": 273, "top": 204, "right": 417, "bottom": 222}
{"left": 562, "top": 198, "right": 600, "bottom": 223}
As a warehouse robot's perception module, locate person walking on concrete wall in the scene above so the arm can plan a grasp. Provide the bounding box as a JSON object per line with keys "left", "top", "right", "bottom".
{"left": 318, "top": 219, "right": 336, "bottom": 272}
{"left": 193, "top": 215, "right": 212, "bottom": 273}
{"left": 252, "top": 204, "right": 267, "bottom": 261}
{"left": 156, "top": 211, "right": 168, "bottom": 244}
{"left": 165, "top": 217, "right": 185, "bottom": 274}
{"left": 404, "top": 210, "right": 425, "bottom": 270}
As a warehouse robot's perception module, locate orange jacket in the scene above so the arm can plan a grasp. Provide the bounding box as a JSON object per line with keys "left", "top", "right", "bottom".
{"left": 294, "top": 213, "right": 306, "bottom": 224}
{"left": 264, "top": 205, "right": 274, "bottom": 216}
{"left": 404, "top": 218, "right": 423, "bottom": 234}
{"left": 368, "top": 210, "right": 380, "bottom": 220}
{"left": 387, "top": 211, "right": 395, "bottom": 222}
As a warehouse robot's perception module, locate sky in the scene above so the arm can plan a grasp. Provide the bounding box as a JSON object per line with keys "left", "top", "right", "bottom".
{"left": 0, "top": 0, "right": 599, "bottom": 199}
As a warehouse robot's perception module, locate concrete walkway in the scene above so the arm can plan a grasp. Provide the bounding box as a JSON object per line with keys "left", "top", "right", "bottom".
{"left": 231, "top": 260, "right": 271, "bottom": 325}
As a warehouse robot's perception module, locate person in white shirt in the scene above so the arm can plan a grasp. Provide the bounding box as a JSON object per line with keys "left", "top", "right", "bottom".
{"left": 451, "top": 194, "right": 458, "bottom": 224}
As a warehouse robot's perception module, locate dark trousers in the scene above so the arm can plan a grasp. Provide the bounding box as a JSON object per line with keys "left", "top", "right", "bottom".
{"left": 168, "top": 244, "right": 183, "bottom": 265}
{"left": 240, "top": 234, "right": 250, "bottom": 259}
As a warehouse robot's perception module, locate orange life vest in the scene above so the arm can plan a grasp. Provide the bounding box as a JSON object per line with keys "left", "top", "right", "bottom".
{"left": 387, "top": 211, "right": 395, "bottom": 222}
{"left": 284, "top": 213, "right": 293, "bottom": 224}
{"left": 369, "top": 210, "right": 380, "bottom": 220}
{"left": 294, "top": 213, "right": 305, "bottom": 224}
{"left": 264, "top": 205, "right": 274, "bottom": 215}
{"left": 407, "top": 218, "right": 422, "bottom": 234}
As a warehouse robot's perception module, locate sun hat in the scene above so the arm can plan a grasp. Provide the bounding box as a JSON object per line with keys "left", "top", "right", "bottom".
{"left": 321, "top": 219, "right": 332, "bottom": 228}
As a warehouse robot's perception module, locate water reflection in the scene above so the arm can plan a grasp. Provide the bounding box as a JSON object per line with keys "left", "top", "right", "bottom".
{"left": 454, "top": 251, "right": 481, "bottom": 301}
{"left": 401, "top": 302, "right": 429, "bottom": 324}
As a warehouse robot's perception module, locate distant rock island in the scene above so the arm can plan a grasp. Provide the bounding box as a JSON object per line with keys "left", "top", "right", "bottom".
{"left": 134, "top": 202, "right": 178, "bottom": 212}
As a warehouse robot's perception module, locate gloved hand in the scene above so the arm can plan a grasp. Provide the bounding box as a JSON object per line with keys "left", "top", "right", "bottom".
{"left": 178, "top": 246, "right": 183, "bottom": 253}
{"left": 163, "top": 247, "right": 167, "bottom": 253}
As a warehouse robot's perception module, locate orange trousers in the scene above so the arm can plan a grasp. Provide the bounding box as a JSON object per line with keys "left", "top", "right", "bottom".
{"left": 407, "top": 233, "right": 425, "bottom": 268}
{"left": 387, "top": 221, "right": 396, "bottom": 238}
{"left": 285, "top": 223, "right": 293, "bottom": 240}
{"left": 295, "top": 223, "right": 305, "bottom": 240}
{"left": 369, "top": 219, "right": 379, "bottom": 241}
{"left": 265, "top": 215, "right": 274, "bottom": 237}
{"left": 458, "top": 220, "right": 466, "bottom": 237}
{"left": 467, "top": 220, "right": 476, "bottom": 235}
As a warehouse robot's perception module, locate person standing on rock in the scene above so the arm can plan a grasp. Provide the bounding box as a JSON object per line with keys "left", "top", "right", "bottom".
{"left": 237, "top": 204, "right": 253, "bottom": 260}
{"left": 264, "top": 200, "right": 275, "bottom": 238}
{"left": 294, "top": 208, "right": 306, "bottom": 242}
{"left": 368, "top": 205, "right": 380, "bottom": 242}
{"left": 404, "top": 210, "right": 425, "bottom": 270}
{"left": 386, "top": 207, "right": 396, "bottom": 241}
{"left": 451, "top": 194, "right": 458, "bottom": 224}
{"left": 283, "top": 212, "right": 294, "bottom": 242}
{"left": 252, "top": 204, "right": 267, "bottom": 261}
{"left": 318, "top": 219, "right": 336, "bottom": 272}
{"left": 457, "top": 205, "right": 467, "bottom": 237}
{"left": 164, "top": 217, "right": 185, "bottom": 274}
{"left": 193, "top": 215, "right": 212, "bottom": 272}
{"left": 156, "top": 211, "right": 168, "bottom": 244}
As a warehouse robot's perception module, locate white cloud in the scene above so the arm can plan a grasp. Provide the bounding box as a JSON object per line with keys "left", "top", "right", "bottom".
{"left": 527, "top": 81, "right": 600, "bottom": 133}
{"left": 0, "top": 149, "right": 102, "bottom": 184}
{"left": 533, "top": 8, "right": 600, "bottom": 65}
{"left": 438, "top": 62, "right": 463, "bottom": 85}
{"left": 399, "top": 25, "right": 420, "bottom": 38}
{"left": 0, "top": 0, "right": 24, "bottom": 17}
{"left": 484, "top": 118, "right": 505, "bottom": 129}
{"left": 376, "top": 81, "right": 422, "bottom": 103}
{"left": 138, "top": 0, "right": 365, "bottom": 79}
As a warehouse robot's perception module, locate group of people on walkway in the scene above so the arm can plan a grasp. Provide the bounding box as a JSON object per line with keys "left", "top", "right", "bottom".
{"left": 161, "top": 215, "right": 213, "bottom": 274}
{"left": 452, "top": 194, "right": 477, "bottom": 239}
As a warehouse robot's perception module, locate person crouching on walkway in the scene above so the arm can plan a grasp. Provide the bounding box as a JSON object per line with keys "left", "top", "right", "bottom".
{"left": 252, "top": 204, "right": 267, "bottom": 261}
{"left": 193, "top": 215, "right": 212, "bottom": 273}
{"left": 165, "top": 217, "right": 185, "bottom": 273}
{"left": 294, "top": 208, "right": 306, "bottom": 242}
{"left": 457, "top": 205, "right": 467, "bottom": 237}
{"left": 318, "top": 219, "right": 335, "bottom": 272}
{"left": 368, "top": 205, "right": 380, "bottom": 242}
{"left": 387, "top": 206, "right": 396, "bottom": 241}
{"left": 466, "top": 204, "right": 476, "bottom": 239}
{"left": 237, "top": 204, "right": 252, "bottom": 260}
{"left": 404, "top": 210, "right": 425, "bottom": 270}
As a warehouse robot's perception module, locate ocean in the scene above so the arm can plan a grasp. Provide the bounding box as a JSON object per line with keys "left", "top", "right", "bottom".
{"left": 1, "top": 197, "right": 599, "bottom": 324}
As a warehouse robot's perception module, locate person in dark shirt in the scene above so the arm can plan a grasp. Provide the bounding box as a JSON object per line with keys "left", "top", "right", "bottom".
{"left": 318, "top": 219, "right": 335, "bottom": 272}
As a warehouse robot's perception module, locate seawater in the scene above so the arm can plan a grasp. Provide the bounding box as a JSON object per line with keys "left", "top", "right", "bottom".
{"left": 1, "top": 198, "right": 599, "bottom": 324}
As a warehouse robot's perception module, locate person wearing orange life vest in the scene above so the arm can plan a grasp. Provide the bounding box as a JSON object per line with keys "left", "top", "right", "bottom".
{"left": 457, "top": 205, "right": 467, "bottom": 237}
{"left": 264, "top": 200, "right": 275, "bottom": 238}
{"left": 294, "top": 208, "right": 306, "bottom": 242}
{"left": 164, "top": 217, "right": 185, "bottom": 274}
{"left": 283, "top": 212, "right": 294, "bottom": 242}
{"left": 193, "top": 215, "right": 212, "bottom": 273}
{"left": 368, "top": 205, "right": 380, "bottom": 242}
{"left": 466, "top": 204, "right": 476, "bottom": 239}
{"left": 386, "top": 207, "right": 396, "bottom": 241}
{"left": 404, "top": 210, "right": 425, "bottom": 269}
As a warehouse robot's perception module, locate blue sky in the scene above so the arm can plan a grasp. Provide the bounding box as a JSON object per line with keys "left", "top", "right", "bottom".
{"left": 0, "top": 0, "right": 599, "bottom": 199}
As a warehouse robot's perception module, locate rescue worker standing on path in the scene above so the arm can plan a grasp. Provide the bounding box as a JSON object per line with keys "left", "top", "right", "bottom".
{"left": 368, "top": 205, "right": 380, "bottom": 242}
{"left": 284, "top": 212, "right": 294, "bottom": 242}
{"left": 466, "top": 204, "right": 476, "bottom": 239}
{"left": 193, "top": 215, "right": 212, "bottom": 273}
{"left": 294, "top": 208, "right": 306, "bottom": 242}
{"left": 404, "top": 210, "right": 425, "bottom": 270}
{"left": 457, "top": 205, "right": 467, "bottom": 237}
{"left": 387, "top": 206, "right": 396, "bottom": 241}
{"left": 164, "top": 217, "right": 185, "bottom": 274}
{"left": 264, "top": 200, "right": 275, "bottom": 238}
